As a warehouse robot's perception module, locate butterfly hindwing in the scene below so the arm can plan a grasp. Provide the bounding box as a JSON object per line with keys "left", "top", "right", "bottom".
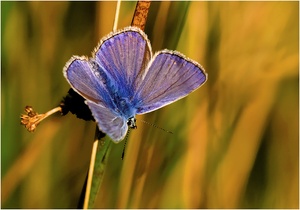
{"left": 64, "top": 56, "right": 116, "bottom": 109}
{"left": 94, "top": 27, "right": 152, "bottom": 96}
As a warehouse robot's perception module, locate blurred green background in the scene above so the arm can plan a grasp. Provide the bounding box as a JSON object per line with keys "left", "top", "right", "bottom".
{"left": 1, "top": 1, "right": 298, "bottom": 208}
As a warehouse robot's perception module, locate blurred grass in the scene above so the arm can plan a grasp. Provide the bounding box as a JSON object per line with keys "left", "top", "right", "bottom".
{"left": 1, "top": 1, "right": 298, "bottom": 208}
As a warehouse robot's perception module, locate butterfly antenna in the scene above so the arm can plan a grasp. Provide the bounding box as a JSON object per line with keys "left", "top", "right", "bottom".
{"left": 121, "top": 128, "right": 131, "bottom": 160}
{"left": 140, "top": 119, "right": 173, "bottom": 134}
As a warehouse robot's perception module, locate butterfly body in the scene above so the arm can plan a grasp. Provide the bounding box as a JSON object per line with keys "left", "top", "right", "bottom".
{"left": 90, "top": 59, "right": 137, "bottom": 120}
{"left": 64, "top": 26, "right": 207, "bottom": 143}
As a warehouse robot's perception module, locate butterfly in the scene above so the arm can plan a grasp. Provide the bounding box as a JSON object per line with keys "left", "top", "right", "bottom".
{"left": 63, "top": 26, "right": 207, "bottom": 143}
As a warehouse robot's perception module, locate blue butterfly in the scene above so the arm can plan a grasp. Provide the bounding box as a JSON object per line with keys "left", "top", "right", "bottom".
{"left": 63, "top": 26, "right": 207, "bottom": 143}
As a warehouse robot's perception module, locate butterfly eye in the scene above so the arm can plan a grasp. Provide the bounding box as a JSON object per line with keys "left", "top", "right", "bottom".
{"left": 127, "top": 117, "right": 137, "bottom": 129}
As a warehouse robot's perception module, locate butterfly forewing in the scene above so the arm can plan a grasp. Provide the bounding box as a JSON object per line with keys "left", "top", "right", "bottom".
{"left": 86, "top": 101, "right": 128, "bottom": 142}
{"left": 135, "top": 50, "right": 207, "bottom": 114}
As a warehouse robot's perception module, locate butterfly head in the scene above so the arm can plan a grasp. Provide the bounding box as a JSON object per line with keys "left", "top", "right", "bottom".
{"left": 127, "top": 117, "right": 137, "bottom": 129}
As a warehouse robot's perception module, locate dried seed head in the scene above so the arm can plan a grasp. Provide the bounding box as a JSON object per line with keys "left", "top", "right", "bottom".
{"left": 20, "top": 106, "right": 62, "bottom": 132}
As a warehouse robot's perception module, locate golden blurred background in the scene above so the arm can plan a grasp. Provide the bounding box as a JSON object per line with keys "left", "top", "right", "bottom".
{"left": 1, "top": 1, "right": 298, "bottom": 208}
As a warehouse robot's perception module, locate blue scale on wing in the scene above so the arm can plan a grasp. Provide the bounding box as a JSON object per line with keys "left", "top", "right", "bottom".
{"left": 134, "top": 51, "right": 207, "bottom": 114}
{"left": 90, "top": 59, "right": 137, "bottom": 120}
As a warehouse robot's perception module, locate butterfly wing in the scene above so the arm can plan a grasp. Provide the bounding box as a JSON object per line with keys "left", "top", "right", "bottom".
{"left": 63, "top": 56, "right": 114, "bottom": 108}
{"left": 134, "top": 50, "right": 207, "bottom": 114}
{"left": 64, "top": 57, "right": 101, "bottom": 102}
{"left": 86, "top": 101, "right": 128, "bottom": 143}
{"left": 64, "top": 57, "right": 127, "bottom": 142}
{"left": 93, "top": 26, "right": 152, "bottom": 97}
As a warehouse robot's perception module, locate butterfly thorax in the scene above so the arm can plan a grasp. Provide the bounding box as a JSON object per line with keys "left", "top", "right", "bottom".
{"left": 113, "top": 94, "right": 136, "bottom": 119}
{"left": 113, "top": 95, "right": 137, "bottom": 124}
{"left": 116, "top": 97, "right": 137, "bottom": 129}
{"left": 91, "top": 59, "right": 137, "bottom": 121}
